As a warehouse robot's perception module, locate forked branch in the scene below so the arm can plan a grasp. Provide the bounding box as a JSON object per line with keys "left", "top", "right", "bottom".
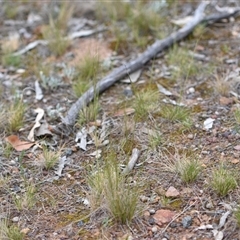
{"left": 53, "top": 2, "right": 240, "bottom": 135}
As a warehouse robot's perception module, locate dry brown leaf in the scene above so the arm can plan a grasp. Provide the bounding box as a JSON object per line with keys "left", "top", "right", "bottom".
{"left": 113, "top": 108, "right": 135, "bottom": 117}
{"left": 5, "top": 135, "right": 35, "bottom": 151}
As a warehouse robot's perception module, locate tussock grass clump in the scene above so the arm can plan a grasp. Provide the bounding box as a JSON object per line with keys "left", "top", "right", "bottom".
{"left": 6, "top": 98, "right": 26, "bottom": 133}
{"left": 2, "top": 54, "right": 21, "bottom": 67}
{"left": 87, "top": 155, "right": 139, "bottom": 224}
{"left": 160, "top": 104, "right": 190, "bottom": 123}
{"left": 234, "top": 109, "right": 240, "bottom": 124}
{"left": 213, "top": 74, "right": 231, "bottom": 97}
{"left": 176, "top": 157, "right": 202, "bottom": 183}
{"left": 42, "top": 2, "right": 73, "bottom": 56}
{"left": 96, "top": 0, "right": 166, "bottom": 50}
{"left": 42, "top": 147, "right": 61, "bottom": 170}
{"left": 161, "top": 151, "right": 201, "bottom": 183}
{"left": 210, "top": 164, "right": 237, "bottom": 196}
{"left": 73, "top": 55, "right": 100, "bottom": 97}
{"left": 133, "top": 89, "right": 159, "bottom": 121}
{"left": 234, "top": 206, "right": 240, "bottom": 226}
{"left": 149, "top": 131, "right": 163, "bottom": 150}
{"left": 167, "top": 46, "right": 198, "bottom": 80}
{"left": 0, "top": 220, "right": 24, "bottom": 240}
{"left": 78, "top": 98, "right": 100, "bottom": 125}
{"left": 14, "top": 184, "right": 37, "bottom": 210}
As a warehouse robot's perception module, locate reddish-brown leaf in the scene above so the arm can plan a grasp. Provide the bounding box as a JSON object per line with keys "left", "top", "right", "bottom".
{"left": 5, "top": 135, "right": 35, "bottom": 151}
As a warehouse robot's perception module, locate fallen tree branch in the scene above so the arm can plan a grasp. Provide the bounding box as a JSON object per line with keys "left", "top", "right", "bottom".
{"left": 53, "top": 3, "right": 240, "bottom": 134}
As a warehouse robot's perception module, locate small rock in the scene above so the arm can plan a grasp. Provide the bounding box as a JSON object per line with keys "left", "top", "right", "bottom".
{"left": 123, "top": 87, "right": 133, "bottom": 97}
{"left": 205, "top": 200, "right": 214, "bottom": 209}
{"left": 153, "top": 209, "right": 175, "bottom": 226}
{"left": 77, "top": 220, "right": 84, "bottom": 227}
{"left": 182, "top": 215, "right": 192, "bottom": 228}
{"left": 148, "top": 217, "right": 155, "bottom": 225}
{"left": 170, "top": 222, "right": 178, "bottom": 228}
{"left": 140, "top": 195, "right": 149, "bottom": 203}
{"left": 165, "top": 186, "right": 180, "bottom": 198}
{"left": 151, "top": 226, "right": 158, "bottom": 233}
{"left": 187, "top": 87, "right": 195, "bottom": 94}
{"left": 25, "top": 90, "right": 32, "bottom": 96}
{"left": 12, "top": 216, "right": 19, "bottom": 222}
{"left": 65, "top": 148, "right": 73, "bottom": 157}
{"left": 16, "top": 69, "right": 25, "bottom": 74}
{"left": 149, "top": 209, "right": 156, "bottom": 215}
{"left": 187, "top": 134, "right": 194, "bottom": 140}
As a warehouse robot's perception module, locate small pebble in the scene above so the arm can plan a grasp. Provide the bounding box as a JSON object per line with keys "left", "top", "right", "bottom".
{"left": 140, "top": 195, "right": 148, "bottom": 203}
{"left": 151, "top": 226, "right": 158, "bottom": 233}
{"left": 187, "top": 87, "right": 195, "bottom": 94}
{"left": 149, "top": 209, "right": 156, "bottom": 215}
{"left": 187, "top": 134, "right": 194, "bottom": 140}
{"left": 182, "top": 215, "right": 192, "bottom": 228}
{"left": 170, "top": 222, "right": 177, "bottom": 228}
{"left": 12, "top": 216, "right": 19, "bottom": 222}
{"left": 123, "top": 87, "right": 133, "bottom": 98}
{"left": 65, "top": 148, "right": 72, "bottom": 157}
{"left": 205, "top": 201, "right": 214, "bottom": 209}
{"left": 148, "top": 217, "right": 155, "bottom": 225}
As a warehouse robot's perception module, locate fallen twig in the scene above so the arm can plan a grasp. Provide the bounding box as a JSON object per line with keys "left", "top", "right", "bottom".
{"left": 13, "top": 28, "right": 105, "bottom": 56}
{"left": 53, "top": 3, "right": 240, "bottom": 134}
{"left": 122, "top": 148, "right": 141, "bottom": 175}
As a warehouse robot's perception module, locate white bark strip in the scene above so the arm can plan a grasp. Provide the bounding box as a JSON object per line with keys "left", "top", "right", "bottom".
{"left": 123, "top": 148, "right": 141, "bottom": 175}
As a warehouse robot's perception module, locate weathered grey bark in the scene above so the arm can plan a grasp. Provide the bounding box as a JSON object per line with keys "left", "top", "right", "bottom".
{"left": 54, "top": 3, "right": 240, "bottom": 134}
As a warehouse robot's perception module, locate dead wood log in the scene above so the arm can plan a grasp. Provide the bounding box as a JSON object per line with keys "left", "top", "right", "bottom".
{"left": 54, "top": 2, "right": 240, "bottom": 134}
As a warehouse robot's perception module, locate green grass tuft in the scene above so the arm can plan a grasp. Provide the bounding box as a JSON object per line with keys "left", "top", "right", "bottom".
{"left": 210, "top": 164, "right": 237, "bottom": 196}
{"left": 87, "top": 153, "right": 139, "bottom": 224}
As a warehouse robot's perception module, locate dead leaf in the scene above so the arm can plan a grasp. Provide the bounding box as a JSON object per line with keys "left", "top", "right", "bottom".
{"left": 153, "top": 209, "right": 175, "bottom": 226}
{"left": 113, "top": 108, "right": 135, "bottom": 117}
{"left": 75, "top": 128, "right": 88, "bottom": 151}
{"left": 27, "top": 108, "right": 45, "bottom": 142}
{"left": 89, "top": 149, "right": 102, "bottom": 159}
{"left": 157, "top": 83, "right": 173, "bottom": 96}
{"left": 203, "top": 118, "right": 215, "bottom": 130}
{"left": 35, "top": 120, "right": 52, "bottom": 137}
{"left": 121, "top": 69, "right": 142, "bottom": 83}
{"left": 165, "top": 186, "right": 180, "bottom": 198}
{"left": 5, "top": 135, "right": 35, "bottom": 151}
